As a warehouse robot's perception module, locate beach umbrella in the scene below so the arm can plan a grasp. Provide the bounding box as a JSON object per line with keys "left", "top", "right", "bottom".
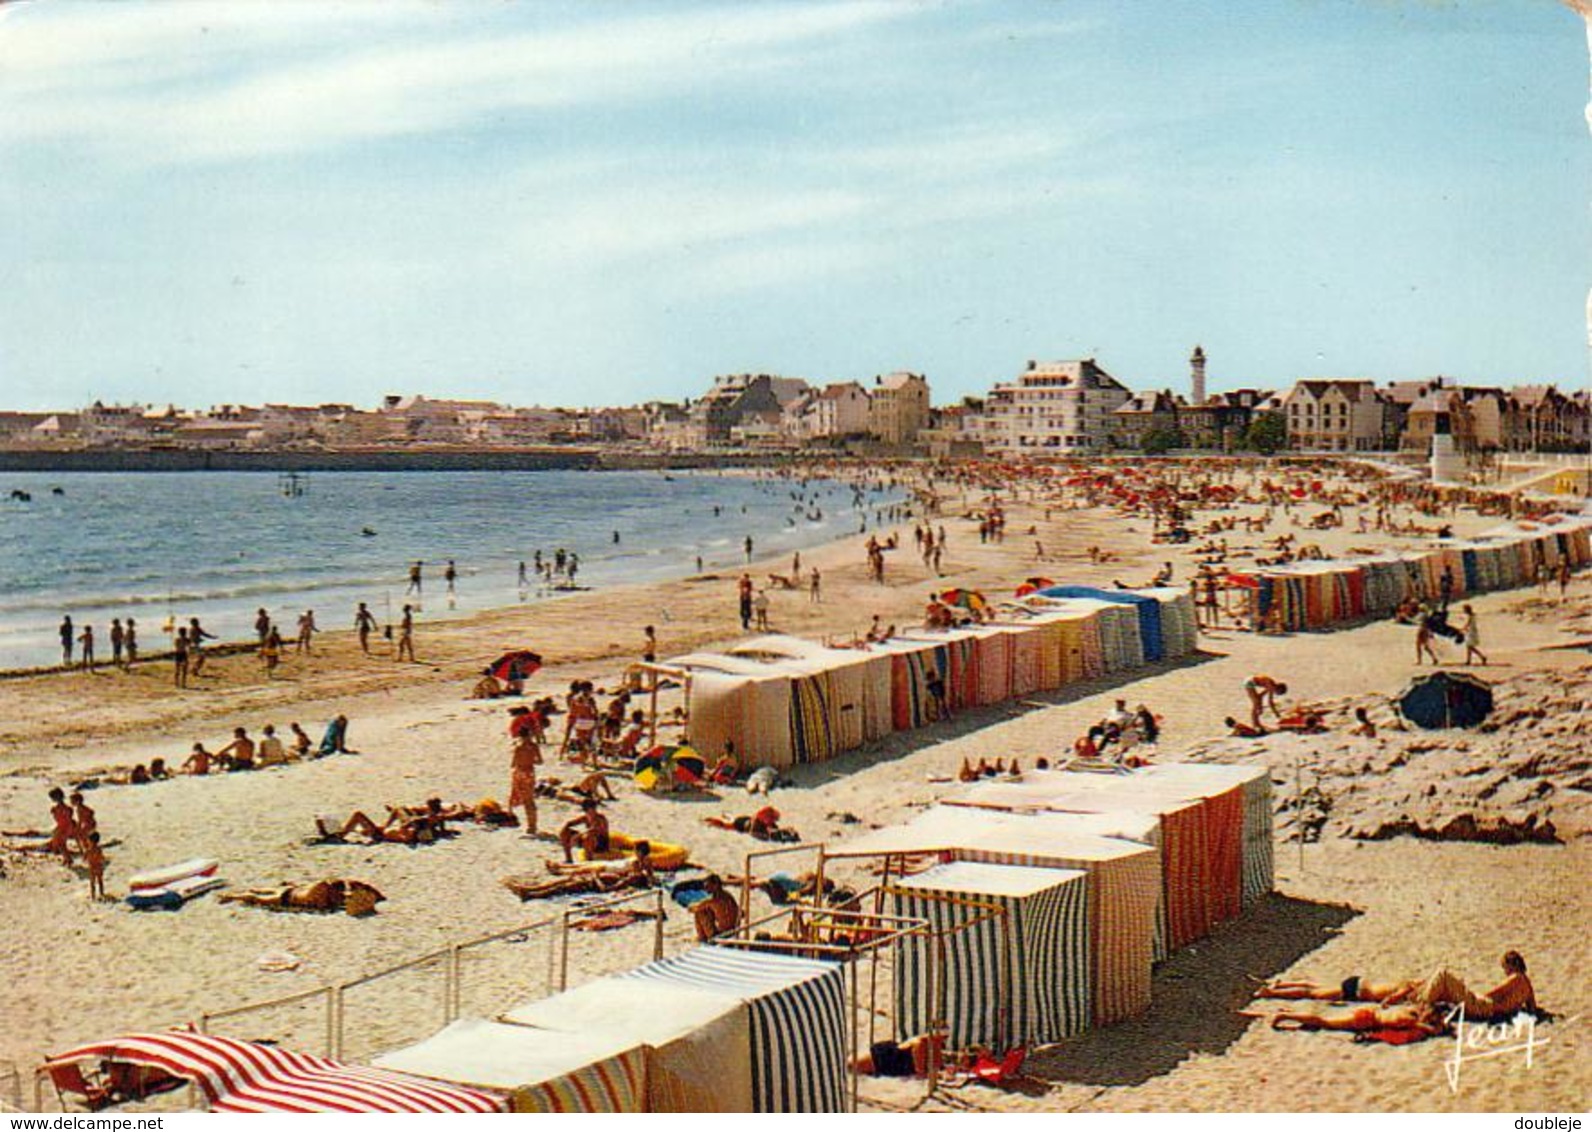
{"left": 669, "top": 745, "right": 706, "bottom": 786}
{"left": 1014, "top": 577, "right": 1056, "bottom": 598}
{"left": 488, "top": 650, "right": 542, "bottom": 682}
{"left": 633, "top": 746, "right": 668, "bottom": 791}
{"left": 1397, "top": 671, "right": 1494, "bottom": 730}
{"left": 939, "top": 588, "right": 990, "bottom": 616}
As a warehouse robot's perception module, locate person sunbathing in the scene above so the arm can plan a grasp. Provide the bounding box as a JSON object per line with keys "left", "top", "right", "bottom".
{"left": 1253, "top": 1003, "right": 1444, "bottom": 1036}
{"left": 1225, "top": 716, "right": 1267, "bottom": 738}
{"left": 221, "top": 880, "right": 347, "bottom": 911}
{"left": 559, "top": 772, "right": 617, "bottom": 804}
{"left": 337, "top": 799, "right": 452, "bottom": 845}
{"left": 504, "top": 843, "right": 655, "bottom": 900}
{"left": 1275, "top": 710, "right": 1327, "bottom": 734}
{"left": 705, "top": 805, "right": 794, "bottom": 841}
{"left": 1259, "top": 975, "right": 1411, "bottom": 1002}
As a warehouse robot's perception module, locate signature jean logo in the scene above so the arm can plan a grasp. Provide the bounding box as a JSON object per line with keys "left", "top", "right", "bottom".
{"left": 1442, "top": 1006, "right": 1551, "bottom": 1093}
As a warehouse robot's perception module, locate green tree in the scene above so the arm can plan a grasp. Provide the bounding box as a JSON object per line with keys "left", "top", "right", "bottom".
{"left": 1244, "top": 412, "right": 1287, "bottom": 455}
{"left": 1141, "top": 428, "right": 1185, "bottom": 455}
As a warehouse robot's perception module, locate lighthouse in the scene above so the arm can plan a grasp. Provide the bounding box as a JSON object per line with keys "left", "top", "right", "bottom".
{"left": 1190, "top": 346, "right": 1207, "bottom": 405}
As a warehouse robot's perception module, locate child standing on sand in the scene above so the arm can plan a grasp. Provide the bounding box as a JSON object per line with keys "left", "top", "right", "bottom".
{"left": 84, "top": 832, "right": 107, "bottom": 901}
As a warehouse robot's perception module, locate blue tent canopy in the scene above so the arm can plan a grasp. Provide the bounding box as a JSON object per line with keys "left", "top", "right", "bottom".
{"left": 1038, "top": 585, "right": 1165, "bottom": 662}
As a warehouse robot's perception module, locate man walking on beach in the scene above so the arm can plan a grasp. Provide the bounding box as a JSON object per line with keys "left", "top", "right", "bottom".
{"left": 738, "top": 574, "right": 754, "bottom": 630}
{"left": 444, "top": 560, "right": 457, "bottom": 603}
{"left": 407, "top": 561, "right": 423, "bottom": 598}
{"left": 355, "top": 602, "right": 377, "bottom": 654}
{"left": 397, "top": 604, "right": 415, "bottom": 661}
{"left": 110, "top": 619, "right": 124, "bottom": 669}
{"left": 59, "top": 615, "right": 73, "bottom": 666}
{"left": 744, "top": 535, "right": 754, "bottom": 563}
{"left": 296, "top": 609, "right": 318, "bottom": 654}
{"left": 78, "top": 623, "right": 95, "bottom": 670}
{"left": 810, "top": 567, "right": 822, "bottom": 603}
{"left": 125, "top": 618, "right": 138, "bottom": 666}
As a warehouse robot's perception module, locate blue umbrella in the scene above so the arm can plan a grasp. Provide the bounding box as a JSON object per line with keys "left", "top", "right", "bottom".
{"left": 1397, "top": 671, "right": 1494, "bottom": 730}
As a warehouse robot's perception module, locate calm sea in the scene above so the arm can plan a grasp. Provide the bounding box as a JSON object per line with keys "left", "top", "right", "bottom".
{"left": 0, "top": 469, "right": 900, "bottom": 669}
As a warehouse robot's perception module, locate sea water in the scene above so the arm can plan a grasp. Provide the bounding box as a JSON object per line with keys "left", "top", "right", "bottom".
{"left": 0, "top": 469, "right": 901, "bottom": 669}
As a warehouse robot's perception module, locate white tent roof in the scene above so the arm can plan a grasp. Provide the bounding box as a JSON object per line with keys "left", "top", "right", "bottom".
{"left": 501, "top": 979, "right": 738, "bottom": 1044}
{"left": 829, "top": 805, "right": 1153, "bottom": 863}
{"left": 894, "top": 860, "right": 1086, "bottom": 899}
{"left": 371, "top": 1017, "right": 642, "bottom": 1092}
{"left": 1134, "top": 763, "right": 1269, "bottom": 796}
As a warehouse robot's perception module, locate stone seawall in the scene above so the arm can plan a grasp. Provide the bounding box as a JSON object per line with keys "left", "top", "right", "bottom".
{"left": 0, "top": 448, "right": 808, "bottom": 473}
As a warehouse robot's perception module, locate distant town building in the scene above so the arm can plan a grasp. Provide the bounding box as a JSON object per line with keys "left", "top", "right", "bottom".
{"left": 788, "top": 381, "right": 871, "bottom": 441}
{"left": 867, "top": 371, "right": 930, "bottom": 447}
{"left": 1280, "top": 380, "right": 1390, "bottom": 452}
{"left": 1178, "top": 389, "right": 1271, "bottom": 450}
{"left": 919, "top": 402, "right": 986, "bottom": 458}
{"left": 1111, "top": 389, "right": 1182, "bottom": 449}
{"left": 979, "top": 359, "right": 1130, "bottom": 455}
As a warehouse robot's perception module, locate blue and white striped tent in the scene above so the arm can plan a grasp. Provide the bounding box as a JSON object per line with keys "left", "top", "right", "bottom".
{"left": 892, "top": 861, "right": 1090, "bottom": 1049}
{"left": 614, "top": 945, "right": 849, "bottom": 1113}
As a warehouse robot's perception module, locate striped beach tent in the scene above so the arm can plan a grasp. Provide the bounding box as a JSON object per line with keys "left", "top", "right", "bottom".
{"left": 950, "top": 777, "right": 1184, "bottom": 960}
{"left": 833, "top": 807, "right": 1160, "bottom": 1026}
{"left": 670, "top": 652, "right": 796, "bottom": 768}
{"left": 502, "top": 981, "right": 752, "bottom": 1112}
{"left": 891, "top": 861, "right": 1090, "bottom": 1047}
{"left": 46, "top": 1030, "right": 508, "bottom": 1113}
{"left": 1003, "top": 623, "right": 1047, "bottom": 697}
{"left": 372, "top": 1017, "right": 643, "bottom": 1113}
{"left": 1134, "top": 763, "right": 1275, "bottom": 910}
{"left": 614, "top": 946, "right": 848, "bottom": 1113}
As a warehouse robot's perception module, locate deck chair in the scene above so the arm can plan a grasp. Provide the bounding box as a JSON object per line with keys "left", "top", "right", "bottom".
{"left": 970, "top": 1047, "right": 1027, "bottom": 1087}
{"left": 45, "top": 1060, "right": 114, "bottom": 1111}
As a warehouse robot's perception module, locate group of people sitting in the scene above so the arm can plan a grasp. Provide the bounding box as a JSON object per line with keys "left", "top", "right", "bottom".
{"left": 1072, "top": 698, "right": 1160, "bottom": 764}
{"left": 180, "top": 716, "right": 352, "bottom": 776}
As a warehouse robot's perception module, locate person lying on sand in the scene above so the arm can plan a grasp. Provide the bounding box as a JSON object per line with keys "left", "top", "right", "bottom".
{"left": 705, "top": 805, "right": 796, "bottom": 842}
{"left": 1274, "top": 710, "right": 1327, "bottom": 734}
{"left": 556, "top": 772, "right": 617, "bottom": 804}
{"left": 1247, "top": 1003, "right": 1444, "bottom": 1035}
{"left": 1225, "top": 716, "right": 1267, "bottom": 738}
{"left": 332, "top": 799, "right": 453, "bottom": 845}
{"left": 504, "top": 844, "right": 655, "bottom": 901}
{"left": 1348, "top": 707, "right": 1377, "bottom": 738}
{"left": 220, "top": 879, "right": 388, "bottom": 915}
{"left": 1259, "top": 976, "right": 1411, "bottom": 1002}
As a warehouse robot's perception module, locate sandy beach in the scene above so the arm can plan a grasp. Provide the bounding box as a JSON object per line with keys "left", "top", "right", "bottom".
{"left": 1, "top": 466, "right": 1586, "bottom": 1113}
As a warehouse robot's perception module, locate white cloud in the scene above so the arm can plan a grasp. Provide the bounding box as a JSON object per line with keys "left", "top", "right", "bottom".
{"left": 0, "top": 2, "right": 916, "bottom": 162}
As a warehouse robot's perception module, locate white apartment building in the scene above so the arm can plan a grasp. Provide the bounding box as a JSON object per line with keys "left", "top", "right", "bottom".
{"left": 979, "top": 359, "right": 1131, "bottom": 455}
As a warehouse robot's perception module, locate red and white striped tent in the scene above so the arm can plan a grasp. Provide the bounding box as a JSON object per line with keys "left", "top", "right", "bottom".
{"left": 43, "top": 1031, "right": 507, "bottom": 1113}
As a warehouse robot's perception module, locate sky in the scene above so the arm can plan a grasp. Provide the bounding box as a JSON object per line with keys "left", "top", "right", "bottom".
{"left": 1, "top": 0, "right": 1587, "bottom": 411}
